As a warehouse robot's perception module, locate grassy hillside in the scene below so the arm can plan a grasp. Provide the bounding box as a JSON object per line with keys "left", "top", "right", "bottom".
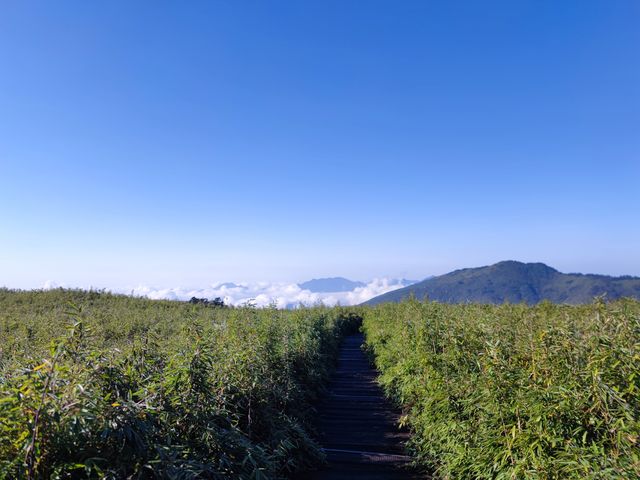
{"left": 362, "top": 298, "right": 640, "bottom": 479}
{"left": 0, "top": 288, "right": 360, "bottom": 479}
{"left": 366, "top": 261, "right": 640, "bottom": 305}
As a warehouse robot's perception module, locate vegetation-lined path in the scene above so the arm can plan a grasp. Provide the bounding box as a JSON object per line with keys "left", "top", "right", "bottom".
{"left": 307, "top": 333, "right": 418, "bottom": 479}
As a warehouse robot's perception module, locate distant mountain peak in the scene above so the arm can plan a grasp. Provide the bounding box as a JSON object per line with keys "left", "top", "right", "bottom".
{"left": 298, "top": 277, "right": 366, "bottom": 293}
{"left": 492, "top": 260, "right": 558, "bottom": 272}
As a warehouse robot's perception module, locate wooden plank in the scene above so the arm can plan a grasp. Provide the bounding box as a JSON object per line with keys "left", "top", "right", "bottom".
{"left": 297, "top": 333, "right": 423, "bottom": 479}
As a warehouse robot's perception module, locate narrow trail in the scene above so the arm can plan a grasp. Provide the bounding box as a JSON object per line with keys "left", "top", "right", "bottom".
{"left": 305, "top": 333, "right": 420, "bottom": 479}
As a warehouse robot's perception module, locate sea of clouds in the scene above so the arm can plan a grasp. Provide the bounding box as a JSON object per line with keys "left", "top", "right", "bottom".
{"left": 124, "top": 278, "right": 411, "bottom": 308}
{"left": 40, "top": 278, "right": 411, "bottom": 308}
{"left": 43, "top": 278, "right": 416, "bottom": 308}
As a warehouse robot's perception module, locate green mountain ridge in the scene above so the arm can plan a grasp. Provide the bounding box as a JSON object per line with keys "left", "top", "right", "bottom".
{"left": 365, "top": 260, "right": 640, "bottom": 305}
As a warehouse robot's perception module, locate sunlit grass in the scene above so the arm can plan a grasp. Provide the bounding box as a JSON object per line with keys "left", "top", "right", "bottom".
{"left": 0, "top": 288, "right": 360, "bottom": 479}
{"left": 362, "top": 298, "right": 640, "bottom": 479}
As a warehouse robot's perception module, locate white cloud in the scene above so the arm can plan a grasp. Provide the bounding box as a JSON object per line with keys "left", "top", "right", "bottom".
{"left": 113, "top": 278, "right": 411, "bottom": 307}
{"left": 43, "top": 280, "right": 61, "bottom": 289}
{"left": 38, "top": 277, "right": 414, "bottom": 307}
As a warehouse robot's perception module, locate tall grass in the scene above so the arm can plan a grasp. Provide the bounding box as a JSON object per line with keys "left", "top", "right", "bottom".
{"left": 0, "top": 289, "right": 359, "bottom": 479}
{"left": 362, "top": 299, "right": 640, "bottom": 479}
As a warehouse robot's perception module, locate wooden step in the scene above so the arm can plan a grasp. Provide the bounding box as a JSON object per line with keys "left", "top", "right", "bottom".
{"left": 298, "top": 333, "right": 419, "bottom": 479}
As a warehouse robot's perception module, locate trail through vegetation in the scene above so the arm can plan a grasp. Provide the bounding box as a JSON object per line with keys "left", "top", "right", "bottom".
{"left": 1, "top": 289, "right": 638, "bottom": 479}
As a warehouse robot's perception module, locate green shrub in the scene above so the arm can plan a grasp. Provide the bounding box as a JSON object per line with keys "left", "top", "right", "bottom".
{"left": 0, "top": 289, "right": 360, "bottom": 479}
{"left": 362, "top": 299, "right": 640, "bottom": 479}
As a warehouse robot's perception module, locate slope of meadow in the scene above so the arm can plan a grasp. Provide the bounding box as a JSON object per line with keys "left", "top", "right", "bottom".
{"left": 0, "top": 289, "right": 359, "bottom": 479}
{"left": 362, "top": 299, "right": 640, "bottom": 479}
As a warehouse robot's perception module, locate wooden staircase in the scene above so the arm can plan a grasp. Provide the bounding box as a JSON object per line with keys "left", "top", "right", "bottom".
{"left": 303, "top": 333, "right": 422, "bottom": 479}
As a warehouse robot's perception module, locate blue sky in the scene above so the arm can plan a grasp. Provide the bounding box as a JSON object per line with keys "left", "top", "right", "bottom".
{"left": 1, "top": 1, "right": 639, "bottom": 289}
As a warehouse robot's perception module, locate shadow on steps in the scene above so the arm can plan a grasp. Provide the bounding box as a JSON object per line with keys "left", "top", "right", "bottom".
{"left": 296, "top": 333, "right": 428, "bottom": 479}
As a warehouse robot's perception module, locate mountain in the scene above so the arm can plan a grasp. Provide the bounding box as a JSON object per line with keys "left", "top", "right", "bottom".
{"left": 299, "top": 277, "right": 366, "bottom": 293}
{"left": 364, "top": 261, "right": 640, "bottom": 305}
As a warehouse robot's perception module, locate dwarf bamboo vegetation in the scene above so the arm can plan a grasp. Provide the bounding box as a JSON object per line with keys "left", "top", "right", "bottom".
{"left": 1, "top": 289, "right": 638, "bottom": 479}
{"left": 0, "top": 289, "right": 360, "bottom": 479}
{"left": 362, "top": 299, "right": 640, "bottom": 479}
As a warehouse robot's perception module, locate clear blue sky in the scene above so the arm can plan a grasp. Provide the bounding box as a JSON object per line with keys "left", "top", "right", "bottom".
{"left": 1, "top": 1, "right": 639, "bottom": 288}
